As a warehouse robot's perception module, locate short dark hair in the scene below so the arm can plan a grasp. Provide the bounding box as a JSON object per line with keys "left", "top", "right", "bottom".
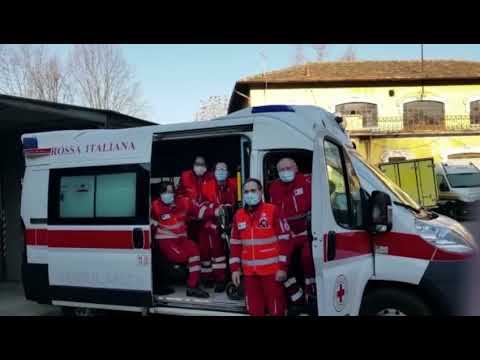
{"left": 158, "top": 181, "right": 174, "bottom": 194}
{"left": 194, "top": 155, "right": 206, "bottom": 164}
{"left": 243, "top": 178, "right": 263, "bottom": 191}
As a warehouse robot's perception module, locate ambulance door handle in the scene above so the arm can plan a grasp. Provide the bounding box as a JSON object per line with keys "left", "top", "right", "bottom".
{"left": 133, "top": 228, "right": 144, "bottom": 249}
{"left": 327, "top": 231, "right": 336, "bottom": 261}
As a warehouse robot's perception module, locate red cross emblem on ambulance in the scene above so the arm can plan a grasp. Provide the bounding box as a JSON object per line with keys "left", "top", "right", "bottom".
{"left": 333, "top": 275, "right": 347, "bottom": 312}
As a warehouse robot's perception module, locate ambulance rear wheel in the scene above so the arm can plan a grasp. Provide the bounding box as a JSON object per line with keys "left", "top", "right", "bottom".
{"left": 360, "top": 288, "right": 432, "bottom": 316}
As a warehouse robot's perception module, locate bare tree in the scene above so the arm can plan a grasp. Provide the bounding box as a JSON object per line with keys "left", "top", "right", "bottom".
{"left": 194, "top": 95, "right": 229, "bottom": 121}
{"left": 68, "top": 44, "right": 147, "bottom": 118}
{"left": 0, "top": 44, "right": 73, "bottom": 102}
{"left": 340, "top": 45, "right": 357, "bottom": 61}
{"left": 312, "top": 44, "right": 328, "bottom": 61}
{"left": 292, "top": 44, "right": 306, "bottom": 65}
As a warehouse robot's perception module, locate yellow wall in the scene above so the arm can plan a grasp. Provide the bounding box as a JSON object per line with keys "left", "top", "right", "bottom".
{"left": 250, "top": 85, "right": 480, "bottom": 166}
{"left": 352, "top": 135, "right": 480, "bottom": 166}
{"left": 250, "top": 84, "right": 480, "bottom": 118}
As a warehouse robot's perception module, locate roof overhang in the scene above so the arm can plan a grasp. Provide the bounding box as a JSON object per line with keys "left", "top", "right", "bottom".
{"left": 0, "top": 94, "right": 155, "bottom": 135}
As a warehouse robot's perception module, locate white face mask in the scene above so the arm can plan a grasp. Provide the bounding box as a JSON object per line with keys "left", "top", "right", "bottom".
{"left": 193, "top": 165, "right": 207, "bottom": 176}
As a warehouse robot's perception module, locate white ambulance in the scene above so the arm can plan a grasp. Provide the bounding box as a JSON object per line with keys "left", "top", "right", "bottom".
{"left": 20, "top": 105, "right": 476, "bottom": 316}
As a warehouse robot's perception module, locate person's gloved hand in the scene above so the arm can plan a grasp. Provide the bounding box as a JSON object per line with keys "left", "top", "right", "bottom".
{"left": 232, "top": 270, "right": 242, "bottom": 287}
{"left": 214, "top": 205, "right": 224, "bottom": 217}
{"left": 275, "top": 270, "right": 287, "bottom": 283}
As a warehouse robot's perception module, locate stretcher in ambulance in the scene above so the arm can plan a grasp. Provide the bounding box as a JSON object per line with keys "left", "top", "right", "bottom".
{"left": 20, "top": 105, "right": 476, "bottom": 316}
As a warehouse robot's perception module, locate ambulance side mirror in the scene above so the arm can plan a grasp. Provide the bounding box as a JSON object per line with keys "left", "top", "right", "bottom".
{"left": 368, "top": 191, "right": 392, "bottom": 234}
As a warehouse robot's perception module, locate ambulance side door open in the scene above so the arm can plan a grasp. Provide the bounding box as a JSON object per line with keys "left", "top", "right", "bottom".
{"left": 312, "top": 132, "right": 374, "bottom": 316}
{"left": 46, "top": 129, "right": 153, "bottom": 309}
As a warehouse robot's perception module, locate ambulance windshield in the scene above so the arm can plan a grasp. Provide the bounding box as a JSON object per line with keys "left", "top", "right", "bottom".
{"left": 350, "top": 152, "right": 421, "bottom": 211}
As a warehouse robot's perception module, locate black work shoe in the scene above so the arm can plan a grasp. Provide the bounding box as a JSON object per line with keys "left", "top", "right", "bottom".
{"left": 202, "top": 279, "right": 214, "bottom": 289}
{"left": 287, "top": 304, "right": 307, "bottom": 317}
{"left": 186, "top": 287, "right": 210, "bottom": 298}
{"left": 214, "top": 282, "right": 226, "bottom": 293}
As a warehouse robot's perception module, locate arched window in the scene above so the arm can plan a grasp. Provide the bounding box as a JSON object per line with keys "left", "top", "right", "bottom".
{"left": 470, "top": 100, "right": 480, "bottom": 125}
{"left": 403, "top": 100, "right": 445, "bottom": 130}
{"left": 335, "top": 102, "right": 378, "bottom": 128}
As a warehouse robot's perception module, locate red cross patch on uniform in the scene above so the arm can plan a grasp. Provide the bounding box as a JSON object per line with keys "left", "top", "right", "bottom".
{"left": 258, "top": 216, "right": 270, "bottom": 229}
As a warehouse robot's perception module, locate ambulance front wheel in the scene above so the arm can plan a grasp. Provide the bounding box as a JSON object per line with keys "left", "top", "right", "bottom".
{"left": 360, "top": 287, "right": 432, "bottom": 316}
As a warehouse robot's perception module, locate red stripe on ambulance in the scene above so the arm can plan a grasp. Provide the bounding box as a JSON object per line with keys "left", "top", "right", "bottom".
{"left": 25, "top": 229, "right": 150, "bottom": 249}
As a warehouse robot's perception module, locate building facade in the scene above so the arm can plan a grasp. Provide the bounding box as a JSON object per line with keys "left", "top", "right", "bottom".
{"left": 228, "top": 60, "right": 480, "bottom": 166}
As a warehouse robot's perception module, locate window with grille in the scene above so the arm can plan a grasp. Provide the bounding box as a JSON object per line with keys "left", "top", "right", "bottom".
{"left": 470, "top": 100, "right": 480, "bottom": 125}
{"left": 403, "top": 100, "right": 445, "bottom": 129}
{"left": 335, "top": 102, "right": 378, "bottom": 127}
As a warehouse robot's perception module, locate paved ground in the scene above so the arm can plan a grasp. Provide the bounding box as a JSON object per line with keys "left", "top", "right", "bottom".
{"left": 0, "top": 282, "right": 62, "bottom": 316}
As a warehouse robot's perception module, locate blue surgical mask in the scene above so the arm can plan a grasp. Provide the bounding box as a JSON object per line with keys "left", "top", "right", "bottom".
{"left": 215, "top": 169, "right": 228, "bottom": 182}
{"left": 279, "top": 170, "right": 295, "bottom": 183}
{"left": 161, "top": 192, "right": 174, "bottom": 205}
{"left": 244, "top": 192, "right": 260, "bottom": 206}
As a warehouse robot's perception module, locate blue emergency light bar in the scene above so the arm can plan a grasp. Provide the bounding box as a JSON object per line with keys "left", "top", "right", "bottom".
{"left": 22, "top": 137, "right": 38, "bottom": 149}
{"left": 251, "top": 105, "right": 295, "bottom": 113}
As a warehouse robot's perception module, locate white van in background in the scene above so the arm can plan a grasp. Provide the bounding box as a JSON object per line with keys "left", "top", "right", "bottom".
{"left": 435, "top": 163, "right": 480, "bottom": 220}
{"left": 20, "top": 105, "right": 476, "bottom": 316}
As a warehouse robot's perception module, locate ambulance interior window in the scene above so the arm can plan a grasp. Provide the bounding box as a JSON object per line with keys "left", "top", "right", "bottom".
{"left": 263, "top": 149, "right": 312, "bottom": 202}
{"left": 324, "top": 140, "right": 362, "bottom": 228}
{"left": 96, "top": 173, "right": 136, "bottom": 217}
{"left": 59, "top": 176, "right": 95, "bottom": 218}
{"left": 49, "top": 164, "right": 149, "bottom": 225}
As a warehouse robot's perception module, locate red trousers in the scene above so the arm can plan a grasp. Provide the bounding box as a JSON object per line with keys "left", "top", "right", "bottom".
{"left": 157, "top": 238, "right": 201, "bottom": 288}
{"left": 284, "top": 233, "right": 316, "bottom": 303}
{"left": 198, "top": 221, "right": 226, "bottom": 283}
{"left": 244, "top": 274, "right": 286, "bottom": 316}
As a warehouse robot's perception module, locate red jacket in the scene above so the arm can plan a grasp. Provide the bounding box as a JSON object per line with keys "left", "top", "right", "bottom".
{"left": 177, "top": 169, "right": 215, "bottom": 204}
{"left": 229, "top": 202, "right": 290, "bottom": 276}
{"left": 151, "top": 196, "right": 205, "bottom": 241}
{"left": 268, "top": 172, "right": 312, "bottom": 235}
{"left": 203, "top": 177, "right": 237, "bottom": 207}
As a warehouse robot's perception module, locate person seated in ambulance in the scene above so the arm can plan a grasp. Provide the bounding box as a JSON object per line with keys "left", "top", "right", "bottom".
{"left": 196, "top": 161, "right": 238, "bottom": 293}
{"left": 230, "top": 178, "right": 291, "bottom": 316}
{"left": 268, "top": 157, "right": 316, "bottom": 308}
{"left": 177, "top": 155, "right": 216, "bottom": 284}
{"left": 151, "top": 181, "right": 210, "bottom": 298}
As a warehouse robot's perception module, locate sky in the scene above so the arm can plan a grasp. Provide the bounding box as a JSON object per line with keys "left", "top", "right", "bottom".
{"left": 48, "top": 44, "right": 480, "bottom": 124}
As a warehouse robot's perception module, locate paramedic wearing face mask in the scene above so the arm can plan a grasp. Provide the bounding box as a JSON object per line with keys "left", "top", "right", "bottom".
{"left": 151, "top": 182, "right": 209, "bottom": 298}
{"left": 196, "top": 162, "right": 238, "bottom": 292}
{"left": 229, "top": 178, "right": 290, "bottom": 316}
{"left": 177, "top": 156, "right": 216, "bottom": 282}
{"left": 268, "top": 157, "right": 316, "bottom": 309}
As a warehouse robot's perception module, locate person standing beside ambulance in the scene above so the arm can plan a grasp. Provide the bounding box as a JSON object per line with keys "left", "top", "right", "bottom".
{"left": 268, "top": 157, "right": 316, "bottom": 307}
{"left": 230, "top": 178, "right": 290, "bottom": 316}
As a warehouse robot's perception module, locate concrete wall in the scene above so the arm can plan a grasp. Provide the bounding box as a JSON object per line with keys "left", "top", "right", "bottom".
{"left": 0, "top": 134, "right": 24, "bottom": 281}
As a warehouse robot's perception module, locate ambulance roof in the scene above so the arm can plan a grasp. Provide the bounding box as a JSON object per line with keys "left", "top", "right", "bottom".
{"left": 23, "top": 104, "right": 351, "bottom": 147}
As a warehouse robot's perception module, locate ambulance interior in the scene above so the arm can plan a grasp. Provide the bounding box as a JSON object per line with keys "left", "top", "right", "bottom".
{"left": 150, "top": 134, "right": 250, "bottom": 312}
{"left": 150, "top": 137, "right": 319, "bottom": 313}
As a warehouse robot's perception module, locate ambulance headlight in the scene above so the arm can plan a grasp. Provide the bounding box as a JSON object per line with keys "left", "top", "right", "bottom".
{"left": 415, "top": 219, "right": 475, "bottom": 254}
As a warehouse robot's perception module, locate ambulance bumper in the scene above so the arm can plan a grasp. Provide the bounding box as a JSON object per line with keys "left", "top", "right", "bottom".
{"left": 419, "top": 259, "right": 475, "bottom": 315}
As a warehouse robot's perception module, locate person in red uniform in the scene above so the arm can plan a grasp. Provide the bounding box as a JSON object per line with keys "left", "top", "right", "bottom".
{"left": 177, "top": 156, "right": 216, "bottom": 283}
{"left": 230, "top": 178, "right": 290, "bottom": 316}
{"left": 197, "top": 162, "right": 238, "bottom": 292}
{"left": 268, "top": 157, "right": 316, "bottom": 307}
{"left": 151, "top": 181, "right": 209, "bottom": 298}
